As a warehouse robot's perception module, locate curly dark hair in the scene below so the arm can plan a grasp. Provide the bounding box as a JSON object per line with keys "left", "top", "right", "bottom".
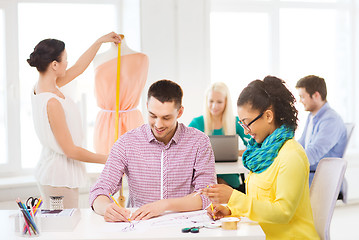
{"left": 237, "top": 75, "right": 298, "bottom": 130}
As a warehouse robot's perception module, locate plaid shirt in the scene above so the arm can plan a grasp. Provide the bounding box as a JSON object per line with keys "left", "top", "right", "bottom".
{"left": 89, "top": 123, "right": 216, "bottom": 209}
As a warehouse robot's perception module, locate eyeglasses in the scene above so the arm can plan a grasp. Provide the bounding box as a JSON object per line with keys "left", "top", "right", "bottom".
{"left": 238, "top": 112, "right": 264, "bottom": 132}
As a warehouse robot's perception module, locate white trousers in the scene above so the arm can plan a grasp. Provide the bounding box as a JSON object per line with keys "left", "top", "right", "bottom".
{"left": 38, "top": 184, "right": 79, "bottom": 209}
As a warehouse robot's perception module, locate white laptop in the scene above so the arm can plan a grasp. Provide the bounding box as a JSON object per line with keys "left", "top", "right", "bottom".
{"left": 209, "top": 135, "right": 239, "bottom": 162}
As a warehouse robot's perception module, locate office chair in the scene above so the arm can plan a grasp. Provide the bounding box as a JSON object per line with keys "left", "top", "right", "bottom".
{"left": 310, "top": 158, "right": 347, "bottom": 240}
{"left": 338, "top": 123, "right": 355, "bottom": 203}
{"left": 343, "top": 123, "right": 355, "bottom": 157}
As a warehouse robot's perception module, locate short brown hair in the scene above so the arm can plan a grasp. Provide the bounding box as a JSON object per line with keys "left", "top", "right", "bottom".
{"left": 296, "top": 75, "right": 327, "bottom": 101}
{"left": 147, "top": 79, "right": 183, "bottom": 109}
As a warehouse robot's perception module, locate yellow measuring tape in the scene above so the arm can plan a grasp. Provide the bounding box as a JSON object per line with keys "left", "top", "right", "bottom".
{"left": 114, "top": 41, "right": 121, "bottom": 142}
{"left": 220, "top": 217, "right": 240, "bottom": 230}
{"left": 114, "top": 38, "right": 126, "bottom": 207}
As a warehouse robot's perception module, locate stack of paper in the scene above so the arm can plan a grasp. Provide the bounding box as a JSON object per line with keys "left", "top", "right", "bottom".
{"left": 40, "top": 208, "right": 81, "bottom": 232}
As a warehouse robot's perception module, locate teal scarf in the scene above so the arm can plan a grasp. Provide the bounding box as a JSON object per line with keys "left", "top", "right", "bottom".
{"left": 242, "top": 125, "right": 294, "bottom": 173}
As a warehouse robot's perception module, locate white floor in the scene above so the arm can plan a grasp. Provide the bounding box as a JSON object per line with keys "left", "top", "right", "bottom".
{"left": 330, "top": 160, "right": 359, "bottom": 239}
{"left": 331, "top": 202, "right": 359, "bottom": 240}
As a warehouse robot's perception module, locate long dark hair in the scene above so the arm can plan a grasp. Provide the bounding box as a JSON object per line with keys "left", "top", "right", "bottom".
{"left": 237, "top": 76, "right": 298, "bottom": 130}
{"left": 27, "top": 39, "right": 65, "bottom": 72}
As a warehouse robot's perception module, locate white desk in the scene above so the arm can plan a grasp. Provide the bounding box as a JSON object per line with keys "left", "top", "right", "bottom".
{"left": 2, "top": 209, "right": 265, "bottom": 240}
{"left": 215, "top": 158, "right": 248, "bottom": 175}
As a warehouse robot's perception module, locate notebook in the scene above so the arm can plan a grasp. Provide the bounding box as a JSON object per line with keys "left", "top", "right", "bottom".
{"left": 209, "top": 135, "right": 239, "bottom": 162}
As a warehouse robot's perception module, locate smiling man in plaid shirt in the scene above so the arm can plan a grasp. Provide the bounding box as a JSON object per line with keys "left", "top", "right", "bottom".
{"left": 90, "top": 79, "right": 216, "bottom": 222}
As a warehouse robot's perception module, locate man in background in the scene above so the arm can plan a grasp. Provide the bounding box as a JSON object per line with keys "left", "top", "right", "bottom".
{"left": 296, "top": 75, "right": 347, "bottom": 192}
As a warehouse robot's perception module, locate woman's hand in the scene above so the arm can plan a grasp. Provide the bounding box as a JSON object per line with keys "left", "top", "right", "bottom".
{"left": 57, "top": 31, "right": 122, "bottom": 87}
{"left": 201, "top": 184, "right": 234, "bottom": 204}
{"left": 207, "top": 204, "right": 231, "bottom": 220}
{"left": 97, "top": 32, "right": 122, "bottom": 45}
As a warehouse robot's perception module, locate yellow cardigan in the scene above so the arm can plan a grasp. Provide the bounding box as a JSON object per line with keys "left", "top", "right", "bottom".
{"left": 228, "top": 139, "right": 319, "bottom": 240}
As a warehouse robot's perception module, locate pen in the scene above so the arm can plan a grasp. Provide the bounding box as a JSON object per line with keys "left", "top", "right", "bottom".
{"left": 108, "top": 193, "right": 132, "bottom": 222}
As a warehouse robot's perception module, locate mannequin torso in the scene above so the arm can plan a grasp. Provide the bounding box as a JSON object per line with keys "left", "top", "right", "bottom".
{"left": 92, "top": 34, "right": 149, "bottom": 154}
{"left": 93, "top": 36, "right": 137, "bottom": 69}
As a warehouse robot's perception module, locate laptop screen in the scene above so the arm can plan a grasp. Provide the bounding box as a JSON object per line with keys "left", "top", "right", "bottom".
{"left": 209, "top": 135, "right": 239, "bottom": 162}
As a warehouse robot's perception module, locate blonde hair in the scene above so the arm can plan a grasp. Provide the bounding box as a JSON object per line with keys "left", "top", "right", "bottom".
{"left": 204, "top": 82, "right": 236, "bottom": 135}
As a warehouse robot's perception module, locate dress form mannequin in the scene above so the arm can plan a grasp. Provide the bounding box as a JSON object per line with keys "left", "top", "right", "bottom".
{"left": 93, "top": 35, "right": 137, "bottom": 68}
{"left": 93, "top": 34, "right": 149, "bottom": 155}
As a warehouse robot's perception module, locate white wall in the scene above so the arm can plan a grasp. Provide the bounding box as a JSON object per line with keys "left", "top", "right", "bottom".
{"left": 139, "top": 0, "right": 359, "bottom": 204}
{"left": 1, "top": 0, "right": 359, "bottom": 207}
{"left": 140, "top": 0, "right": 210, "bottom": 125}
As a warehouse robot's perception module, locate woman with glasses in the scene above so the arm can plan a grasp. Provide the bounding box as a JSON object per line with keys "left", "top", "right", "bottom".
{"left": 189, "top": 82, "right": 250, "bottom": 192}
{"left": 202, "top": 76, "right": 319, "bottom": 239}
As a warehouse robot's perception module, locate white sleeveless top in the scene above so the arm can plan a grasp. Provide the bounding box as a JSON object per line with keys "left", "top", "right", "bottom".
{"left": 31, "top": 90, "right": 87, "bottom": 188}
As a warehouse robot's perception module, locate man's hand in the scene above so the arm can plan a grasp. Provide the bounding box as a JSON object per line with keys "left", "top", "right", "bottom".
{"left": 131, "top": 200, "right": 169, "bottom": 221}
{"left": 201, "top": 184, "right": 234, "bottom": 204}
{"left": 207, "top": 204, "right": 231, "bottom": 220}
{"left": 103, "top": 202, "right": 131, "bottom": 222}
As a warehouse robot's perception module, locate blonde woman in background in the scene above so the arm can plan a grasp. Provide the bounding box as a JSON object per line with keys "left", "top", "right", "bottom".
{"left": 189, "top": 82, "right": 250, "bottom": 191}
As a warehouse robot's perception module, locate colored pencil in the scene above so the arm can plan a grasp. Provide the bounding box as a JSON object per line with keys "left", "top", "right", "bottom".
{"left": 22, "top": 198, "right": 43, "bottom": 234}
{"left": 33, "top": 199, "right": 42, "bottom": 215}
{"left": 21, "top": 201, "right": 38, "bottom": 234}
{"left": 16, "top": 199, "right": 39, "bottom": 234}
{"left": 16, "top": 200, "right": 31, "bottom": 235}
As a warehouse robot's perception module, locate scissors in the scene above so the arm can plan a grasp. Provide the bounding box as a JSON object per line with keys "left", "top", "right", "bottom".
{"left": 26, "top": 197, "right": 39, "bottom": 209}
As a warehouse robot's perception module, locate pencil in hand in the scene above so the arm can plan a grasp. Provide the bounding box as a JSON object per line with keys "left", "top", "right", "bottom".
{"left": 109, "top": 193, "right": 121, "bottom": 208}
{"left": 207, "top": 185, "right": 216, "bottom": 220}
{"left": 108, "top": 193, "right": 131, "bottom": 222}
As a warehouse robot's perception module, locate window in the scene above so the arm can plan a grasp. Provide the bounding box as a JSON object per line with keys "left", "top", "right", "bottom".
{"left": 1, "top": 0, "right": 140, "bottom": 175}
{"left": 210, "top": 0, "right": 356, "bottom": 143}
{"left": 210, "top": 12, "right": 270, "bottom": 113}
{"left": 279, "top": 8, "right": 351, "bottom": 120}
{"left": 0, "top": 9, "right": 6, "bottom": 165}
{"left": 17, "top": 3, "right": 117, "bottom": 169}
